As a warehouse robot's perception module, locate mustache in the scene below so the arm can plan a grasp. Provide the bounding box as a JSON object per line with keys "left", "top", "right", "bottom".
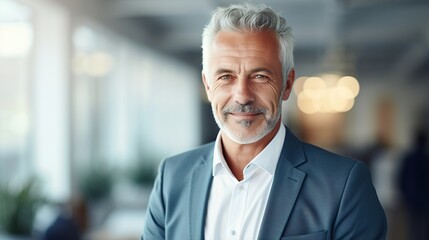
{"left": 222, "top": 103, "right": 267, "bottom": 115}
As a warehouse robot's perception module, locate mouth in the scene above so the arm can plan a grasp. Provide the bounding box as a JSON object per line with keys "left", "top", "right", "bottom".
{"left": 222, "top": 103, "right": 266, "bottom": 122}
{"left": 230, "top": 112, "right": 260, "bottom": 116}
{"left": 228, "top": 112, "right": 262, "bottom": 120}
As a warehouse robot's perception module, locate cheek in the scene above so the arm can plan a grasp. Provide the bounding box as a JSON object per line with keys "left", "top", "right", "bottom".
{"left": 258, "top": 84, "right": 282, "bottom": 111}
{"left": 210, "top": 87, "right": 231, "bottom": 111}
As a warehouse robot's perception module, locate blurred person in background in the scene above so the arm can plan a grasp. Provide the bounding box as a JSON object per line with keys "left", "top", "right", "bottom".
{"left": 42, "top": 197, "right": 87, "bottom": 240}
{"left": 399, "top": 128, "right": 429, "bottom": 240}
{"left": 360, "top": 98, "right": 404, "bottom": 239}
{"left": 142, "top": 3, "right": 387, "bottom": 239}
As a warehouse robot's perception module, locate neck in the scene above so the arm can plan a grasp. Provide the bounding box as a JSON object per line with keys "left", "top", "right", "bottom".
{"left": 221, "top": 122, "right": 281, "bottom": 181}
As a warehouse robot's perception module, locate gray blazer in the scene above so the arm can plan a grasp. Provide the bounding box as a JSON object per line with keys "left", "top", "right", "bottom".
{"left": 142, "top": 127, "right": 387, "bottom": 240}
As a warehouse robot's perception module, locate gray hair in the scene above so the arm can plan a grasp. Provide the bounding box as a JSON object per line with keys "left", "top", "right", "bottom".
{"left": 201, "top": 3, "right": 294, "bottom": 85}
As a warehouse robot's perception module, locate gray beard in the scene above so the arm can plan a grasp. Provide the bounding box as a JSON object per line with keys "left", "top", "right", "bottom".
{"left": 212, "top": 101, "right": 282, "bottom": 144}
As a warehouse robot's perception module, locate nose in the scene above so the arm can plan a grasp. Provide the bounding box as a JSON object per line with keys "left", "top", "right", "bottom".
{"left": 233, "top": 77, "right": 254, "bottom": 105}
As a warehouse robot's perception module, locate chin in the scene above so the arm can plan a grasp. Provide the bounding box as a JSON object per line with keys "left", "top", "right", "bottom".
{"left": 223, "top": 125, "right": 272, "bottom": 144}
{"left": 214, "top": 110, "right": 280, "bottom": 144}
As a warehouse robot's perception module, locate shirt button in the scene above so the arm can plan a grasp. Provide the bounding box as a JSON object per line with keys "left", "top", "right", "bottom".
{"left": 238, "top": 185, "right": 244, "bottom": 190}
{"left": 231, "top": 230, "right": 236, "bottom": 235}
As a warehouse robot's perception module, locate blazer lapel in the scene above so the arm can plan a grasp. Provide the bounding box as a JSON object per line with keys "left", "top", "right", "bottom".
{"left": 189, "top": 151, "right": 213, "bottom": 240}
{"left": 258, "top": 128, "right": 307, "bottom": 240}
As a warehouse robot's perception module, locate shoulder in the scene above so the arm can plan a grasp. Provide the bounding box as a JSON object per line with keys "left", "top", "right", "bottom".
{"left": 162, "top": 142, "right": 215, "bottom": 172}
{"left": 301, "top": 142, "right": 362, "bottom": 173}
{"left": 155, "top": 142, "right": 214, "bottom": 203}
{"left": 297, "top": 142, "right": 373, "bottom": 192}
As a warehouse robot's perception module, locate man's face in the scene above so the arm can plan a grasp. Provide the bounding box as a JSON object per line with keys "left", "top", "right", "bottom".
{"left": 202, "top": 30, "right": 294, "bottom": 144}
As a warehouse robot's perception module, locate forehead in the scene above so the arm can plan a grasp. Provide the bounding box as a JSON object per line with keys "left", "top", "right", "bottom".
{"left": 211, "top": 30, "right": 279, "bottom": 54}
{"left": 206, "top": 30, "right": 281, "bottom": 73}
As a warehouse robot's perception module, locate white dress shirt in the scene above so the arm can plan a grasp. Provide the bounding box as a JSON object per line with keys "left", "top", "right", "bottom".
{"left": 204, "top": 125, "right": 286, "bottom": 240}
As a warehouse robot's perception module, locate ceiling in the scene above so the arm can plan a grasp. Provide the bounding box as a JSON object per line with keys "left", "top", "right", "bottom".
{"left": 58, "top": 0, "right": 429, "bottom": 82}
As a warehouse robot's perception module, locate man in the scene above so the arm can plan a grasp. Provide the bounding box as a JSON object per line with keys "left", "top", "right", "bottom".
{"left": 399, "top": 130, "right": 429, "bottom": 240}
{"left": 142, "top": 4, "right": 387, "bottom": 240}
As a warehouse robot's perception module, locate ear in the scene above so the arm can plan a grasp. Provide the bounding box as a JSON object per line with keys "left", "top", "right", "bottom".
{"left": 282, "top": 68, "right": 295, "bottom": 101}
{"left": 202, "top": 71, "right": 212, "bottom": 102}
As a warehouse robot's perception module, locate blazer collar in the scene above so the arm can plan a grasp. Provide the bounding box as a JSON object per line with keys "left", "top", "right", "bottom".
{"left": 282, "top": 126, "right": 307, "bottom": 167}
{"left": 258, "top": 127, "right": 307, "bottom": 240}
{"left": 189, "top": 146, "right": 214, "bottom": 240}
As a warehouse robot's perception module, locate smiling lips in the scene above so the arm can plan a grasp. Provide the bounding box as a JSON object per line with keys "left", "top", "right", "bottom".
{"left": 223, "top": 103, "right": 266, "bottom": 120}
{"left": 229, "top": 112, "right": 261, "bottom": 120}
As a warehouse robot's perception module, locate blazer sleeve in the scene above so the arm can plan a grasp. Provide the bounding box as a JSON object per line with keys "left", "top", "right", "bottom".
{"left": 142, "top": 160, "right": 166, "bottom": 240}
{"left": 333, "top": 161, "right": 388, "bottom": 239}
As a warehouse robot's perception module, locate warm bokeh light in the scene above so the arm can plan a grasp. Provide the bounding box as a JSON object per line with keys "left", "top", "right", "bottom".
{"left": 295, "top": 73, "right": 360, "bottom": 114}
{"left": 303, "top": 77, "right": 326, "bottom": 91}
{"left": 328, "top": 90, "right": 355, "bottom": 112}
{"left": 319, "top": 73, "right": 341, "bottom": 86}
{"left": 293, "top": 76, "right": 307, "bottom": 95}
{"left": 303, "top": 77, "right": 326, "bottom": 99}
{"left": 338, "top": 76, "right": 360, "bottom": 97}
{"left": 298, "top": 92, "right": 319, "bottom": 114}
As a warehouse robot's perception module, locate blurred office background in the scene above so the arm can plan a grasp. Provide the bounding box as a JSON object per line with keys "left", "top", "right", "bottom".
{"left": 0, "top": 0, "right": 428, "bottom": 239}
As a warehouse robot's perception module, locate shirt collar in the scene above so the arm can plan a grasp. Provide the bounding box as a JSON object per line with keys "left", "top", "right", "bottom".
{"left": 212, "top": 124, "right": 286, "bottom": 177}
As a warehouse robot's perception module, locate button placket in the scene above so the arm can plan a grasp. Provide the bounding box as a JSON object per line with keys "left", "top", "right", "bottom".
{"left": 227, "top": 180, "right": 251, "bottom": 240}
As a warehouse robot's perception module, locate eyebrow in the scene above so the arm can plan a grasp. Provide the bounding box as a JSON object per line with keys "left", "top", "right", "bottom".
{"left": 250, "top": 67, "right": 274, "bottom": 75}
{"left": 214, "top": 68, "right": 234, "bottom": 76}
{"left": 214, "top": 67, "right": 274, "bottom": 76}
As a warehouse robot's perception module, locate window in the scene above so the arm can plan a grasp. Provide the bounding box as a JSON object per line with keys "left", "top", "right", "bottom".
{"left": 0, "top": 0, "right": 33, "bottom": 186}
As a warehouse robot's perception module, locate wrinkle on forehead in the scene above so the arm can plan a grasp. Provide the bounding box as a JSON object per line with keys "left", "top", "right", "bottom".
{"left": 211, "top": 30, "right": 279, "bottom": 55}
{"left": 206, "top": 30, "right": 281, "bottom": 78}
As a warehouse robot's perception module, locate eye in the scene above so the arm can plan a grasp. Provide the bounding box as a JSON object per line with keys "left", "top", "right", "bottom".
{"left": 218, "top": 75, "right": 233, "bottom": 81}
{"left": 255, "top": 74, "right": 267, "bottom": 79}
{"left": 253, "top": 74, "right": 269, "bottom": 82}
